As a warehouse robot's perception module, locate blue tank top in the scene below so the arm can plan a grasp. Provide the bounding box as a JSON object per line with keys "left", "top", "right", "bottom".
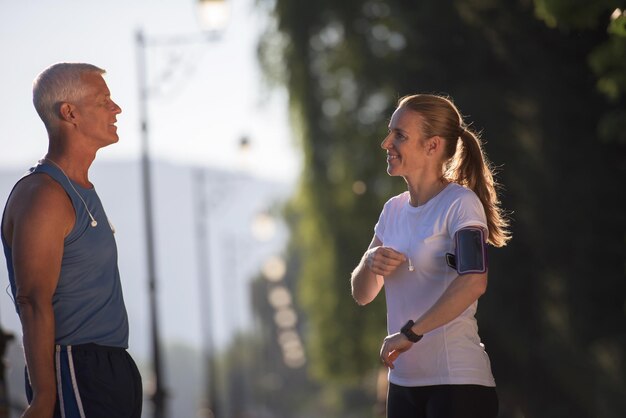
{"left": 1, "top": 161, "right": 129, "bottom": 347}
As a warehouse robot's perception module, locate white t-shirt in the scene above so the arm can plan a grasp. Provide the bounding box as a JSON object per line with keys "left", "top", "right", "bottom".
{"left": 374, "top": 183, "right": 495, "bottom": 387}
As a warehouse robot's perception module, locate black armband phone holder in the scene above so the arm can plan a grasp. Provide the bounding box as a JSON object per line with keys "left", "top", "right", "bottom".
{"left": 445, "top": 227, "right": 488, "bottom": 275}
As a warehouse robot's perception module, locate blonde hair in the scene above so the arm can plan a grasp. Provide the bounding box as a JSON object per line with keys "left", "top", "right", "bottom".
{"left": 33, "top": 62, "right": 105, "bottom": 128}
{"left": 398, "top": 94, "right": 511, "bottom": 247}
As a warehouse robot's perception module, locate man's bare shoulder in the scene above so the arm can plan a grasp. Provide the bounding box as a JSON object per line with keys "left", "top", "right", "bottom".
{"left": 4, "top": 173, "right": 75, "bottom": 241}
{"left": 9, "top": 173, "right": 69, "bottom": 208}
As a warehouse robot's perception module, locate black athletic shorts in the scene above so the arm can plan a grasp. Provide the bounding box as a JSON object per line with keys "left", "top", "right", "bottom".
{"left": 26, "top": 343, "right": 143, "bottom": 418}
{"left": 387, "top": 383, "right": 498, "bottom": 418}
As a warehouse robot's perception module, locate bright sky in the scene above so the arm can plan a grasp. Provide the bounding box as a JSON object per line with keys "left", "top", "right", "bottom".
{"left": 0, "top": 0, "right": 300, "bottom": 181}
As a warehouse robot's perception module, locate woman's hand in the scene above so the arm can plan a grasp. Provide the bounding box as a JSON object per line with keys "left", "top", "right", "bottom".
{"left": 379, "top": 332, "right": 413, "bottom": 369}
{"left": 365, "top": 246, "right": 406, "bottom": 276}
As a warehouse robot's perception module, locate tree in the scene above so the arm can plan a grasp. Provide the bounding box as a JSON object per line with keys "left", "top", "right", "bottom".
{"left": 258, "top": 0, "right": 626, "bottom": 416}
{"left": 533, "top": 0, "right": 626, "bottom": 144}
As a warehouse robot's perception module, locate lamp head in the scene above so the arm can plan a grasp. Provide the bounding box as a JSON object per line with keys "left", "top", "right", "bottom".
{"left": 197, "top": 0, "right": 230, "bottom": 32}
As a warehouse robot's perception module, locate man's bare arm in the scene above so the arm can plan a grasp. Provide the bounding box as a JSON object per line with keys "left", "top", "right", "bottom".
{"left": 4, "top": 175, "right": 74, "bottom": 417}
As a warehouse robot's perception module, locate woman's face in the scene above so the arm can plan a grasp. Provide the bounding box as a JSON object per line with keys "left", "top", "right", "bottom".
{"left": 381, "top": 107, "right": 429, "bottom": 177}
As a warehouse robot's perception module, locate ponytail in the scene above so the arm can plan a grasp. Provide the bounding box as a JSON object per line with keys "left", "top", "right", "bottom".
{"left": 446, "top": 129, "right": 510, "bottom": 247}
{"left": 398, "top": 94, "right": 511, "bottom": 247}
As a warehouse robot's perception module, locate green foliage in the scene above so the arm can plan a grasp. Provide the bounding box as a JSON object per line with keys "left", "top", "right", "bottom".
{"left": 589, "top": 33, "right": 626, "bottom": 101}
{"left": 258, "top": 0, "right": 626, "bottom": 416}
{"left": 533, "top": 0, "right": 626, "bottom": 144}
{"left": 608, "top": 13, "right": 626, "bottom": 36}
{"left": 533, "top": 0, "right": 619, "bottom": 29}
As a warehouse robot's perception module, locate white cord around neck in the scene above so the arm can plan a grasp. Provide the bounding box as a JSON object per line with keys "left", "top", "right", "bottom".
{"left": 405, "top": 211, "right": 415, "bottom": 272}
{"left": 405, "top": 182, "right": 450, "bottom": 271}
{"left": 42, "top": 158, "right": 115, "bottom": 233}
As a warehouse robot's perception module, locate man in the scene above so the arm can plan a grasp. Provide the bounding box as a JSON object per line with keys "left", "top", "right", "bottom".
{"left": 1, "top": 63, "right": 142, "bottom": 418}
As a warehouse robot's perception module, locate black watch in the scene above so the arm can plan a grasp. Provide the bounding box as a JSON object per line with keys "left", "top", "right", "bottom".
{"left": 400, "top": 320, "right": 423, "bottom": 343}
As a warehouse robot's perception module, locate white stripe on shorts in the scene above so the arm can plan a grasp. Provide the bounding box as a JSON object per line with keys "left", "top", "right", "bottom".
{"left": 55, "top": 345, "right": 66, "bottom": 418}
{"left": 67, "top": 346, "right": 87, "bottom": 418}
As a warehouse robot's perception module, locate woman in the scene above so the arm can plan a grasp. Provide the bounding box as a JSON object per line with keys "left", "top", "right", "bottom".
{"left": 351, "top": 94, "right": 510, "bottom": 418}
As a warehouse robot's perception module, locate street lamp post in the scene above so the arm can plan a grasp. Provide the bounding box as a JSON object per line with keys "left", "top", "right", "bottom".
{"left": 135, "top": 2, "right": 229, "bottom": 417}
{"left": 136, "top": 29, "right": 168, "bottom": 418}
{"left": 193, "top": 169, "right": 221, "bottom": 417}
{"left": 193, "top": 136, "right": 253, "bottom": 417}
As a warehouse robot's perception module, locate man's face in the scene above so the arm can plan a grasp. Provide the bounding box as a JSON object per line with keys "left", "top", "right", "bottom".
{"left": 74, "top": 73, "right": 122, "bottom": 148}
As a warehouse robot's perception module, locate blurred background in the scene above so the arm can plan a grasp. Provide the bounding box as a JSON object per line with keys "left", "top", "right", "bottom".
{"left": 1, "top": 0, "right": 625, "bottom": 417}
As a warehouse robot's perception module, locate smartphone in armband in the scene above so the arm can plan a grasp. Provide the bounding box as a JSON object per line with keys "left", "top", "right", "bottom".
{"left": 445, "top": 227, "right": 488, "bottom": 275}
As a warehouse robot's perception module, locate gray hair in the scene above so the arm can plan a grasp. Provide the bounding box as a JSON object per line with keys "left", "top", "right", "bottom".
{"left": 32, "top": 62, "right": 106, "bottom": 128}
